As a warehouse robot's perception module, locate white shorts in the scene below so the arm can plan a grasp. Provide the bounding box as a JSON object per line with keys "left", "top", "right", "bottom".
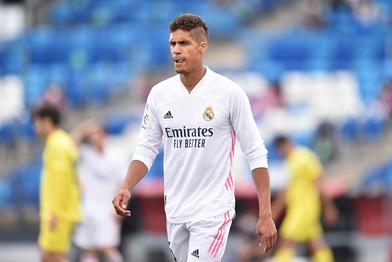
{"left": 167, "top": 209, "right": 235, "bottom": 262}
{"left": 74, "top": 212, "right": 121, "bottom": 249}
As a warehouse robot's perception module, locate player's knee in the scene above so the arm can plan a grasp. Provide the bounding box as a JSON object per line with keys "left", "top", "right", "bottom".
{"left": 80, "top": 252, "right": 99, "bottom": 262}
{"left": 274, "top": 248, "right": 295, "bottom": 262}
{"left": 41, "top": 251, "right": 65, "bottom": 262}
{"left": 103, "top": 248, "right": 123, "bottom": 262}
{"left": 313, "top": 247, "right": 334, "bottom": 262}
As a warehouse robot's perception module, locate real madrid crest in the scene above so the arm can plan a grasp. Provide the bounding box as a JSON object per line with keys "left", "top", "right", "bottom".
{"left": 203, "top": 106, "right": 214, "bottom": 121}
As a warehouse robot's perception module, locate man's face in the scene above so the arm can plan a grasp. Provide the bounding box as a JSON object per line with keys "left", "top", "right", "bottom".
{"left": 86, "top": 124, "right": 106, "bottom": 148}
{"left": 169, "top": 29, "right": 207, "bottom": 74}
{"left": 276, "top": 143, "right": 291, "bottom": 158}
{"left": 33, "top": 117, "right": 47, "bottom": 137}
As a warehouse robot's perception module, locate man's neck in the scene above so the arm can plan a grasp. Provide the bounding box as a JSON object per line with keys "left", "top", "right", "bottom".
{"left": 45, "top": 126, "right": 59, "bottom": 138}
{"left": 180, "top": 66, "right": 206, "bottom": 93}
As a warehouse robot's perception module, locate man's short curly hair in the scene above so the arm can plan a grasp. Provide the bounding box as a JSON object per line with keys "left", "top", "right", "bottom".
{"left": 169, "top": 14, "right": 208, "bottom": 39}
{"left": 32, "top": 103, "right": 61, "bottom": 126}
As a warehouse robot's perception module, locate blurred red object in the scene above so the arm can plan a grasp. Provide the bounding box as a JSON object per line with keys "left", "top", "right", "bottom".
{"left": 355, "top": 195, "right": 392, "bottom": 235}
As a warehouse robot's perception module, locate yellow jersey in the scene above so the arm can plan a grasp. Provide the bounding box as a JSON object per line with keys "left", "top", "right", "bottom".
{"left": 280, "top": 146, "right": 323, "bottom": 241}
{"left": 40, "top": 129, "right": 81, "bottom": 222}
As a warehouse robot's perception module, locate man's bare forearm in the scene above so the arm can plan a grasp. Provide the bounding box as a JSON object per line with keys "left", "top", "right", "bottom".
{"left": 120, "top": 160, "right": 149, "bottom": 191}
{"left": 252, "top": 167, "right": 273, "bottom": 218}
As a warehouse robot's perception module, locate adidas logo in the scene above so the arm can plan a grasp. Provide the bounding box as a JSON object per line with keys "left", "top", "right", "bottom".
{"left": 191, "top": 249, "right": 199, "bottom": 258}
{"left": 164, "top": 111, "right": 173, "bottom": 119}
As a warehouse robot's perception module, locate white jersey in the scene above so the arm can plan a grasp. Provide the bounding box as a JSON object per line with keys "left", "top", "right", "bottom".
{"left": 133, "top": 67, "right": 268, "bottom": 223}
{"left": 78, "top": 144, "right": 126, "bottom": 215}
{"left": 75, "top": 144, "right": 127, "bottom": 248}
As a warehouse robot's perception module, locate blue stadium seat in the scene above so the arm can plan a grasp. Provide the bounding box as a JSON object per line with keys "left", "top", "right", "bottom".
{"left": 362, "top": 166, "right": 385, "bottom": 187}
{"left": 2, "top": 39, "right": 24, "bottom": 74}
{"left": 332, "top": 38, "right": 356, "bottom": 70}
{"left": 7, "top": 159, "right": 41, "bottom": 207}
{"left": 0, "top": 43, "right": 5, "bottom": 76}
{"left": 362, "top": 159, "right": 392, "bottom": 192}
{"left": 0, "top": 179, "right": 12, "bottom": 210}
{"left": 90, "top": 3, "right": 114, "bottom": 25}
{"left": 0, "top": 121, "right": 15, "bottom": 145}
{"left": 68, "top": 27, "right": 94, "bottom": 68}
{"left": 340, "top": 117, "right": 360, "bottom": 142}
{"left": 28, "top": 27, "right": 54, "bottom": 64}
{"left": 109, "top": 62, "right": 133, "bottom": 89}
{"left": 48, "top": 64, "right": 70, "bottom": 86}
{"left": 362, "top": 115, "right": 387, "bottom": 141}
{"left": 384, "top": 59, "right": 392, "bottom": 79}
{"left": 354, "top": 65, "right": 384, "bottom": 103}
{"left": 386, "top": 160, "right": 392, "bottom": 191}
{"left": 104, "top": 113, "right": 132, "bottom": 135}
{"left": 354, "top": 37, "right": 386, "bottom": 62}
{"left": 247, "top": 60, "right": 284, "bottom": 83}
{"left": 22, "top": 161, "right": 42, "bottom": 206}
{"left": 24, "top": 66, "right": 50, "bottom": 106}
{"left": 16, "top": 114, "right": 37, "bottom": 142}
{"left": 267, "top": 35, "right": 314, "bottom": 70}
{"left": 50, "top": 1, "right": 74, "bottom": 25}
{"left": 292, "top": 130, "right": 315, "bottom": 148}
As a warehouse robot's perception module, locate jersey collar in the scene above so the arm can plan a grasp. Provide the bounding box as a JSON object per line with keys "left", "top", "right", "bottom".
{"left": 177, "top": 66, "right": 213, "bottom": 95}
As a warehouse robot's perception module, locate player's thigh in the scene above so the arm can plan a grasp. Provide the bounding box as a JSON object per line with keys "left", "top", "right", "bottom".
{"left": 41, "top": 249, "right": 67, "bottom": 262}
{"left": 73, "top": 218, "right": 95, "bottom": 249}
{"left": 167, "top": 222, "right": 189, "bottom": 262}
{"left": 39, "top": 219, "right": 75, "bottom": 253}
{"left": 188, "top": 210, "right": 234, "bottom": 262}
{"left": 95, "top": 215, "right": 121, "bottom": 248}
{"left": 278, "top": 237, "right": 296, "bottom": 249}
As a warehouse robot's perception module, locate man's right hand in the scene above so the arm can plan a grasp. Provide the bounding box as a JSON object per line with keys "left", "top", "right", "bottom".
{"left": 112, "top": 189, "right": 132, "bottom": 216}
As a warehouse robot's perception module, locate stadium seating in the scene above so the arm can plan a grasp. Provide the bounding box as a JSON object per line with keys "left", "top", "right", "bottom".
{"left": 0, "top": 0, "right": 391, "bottom": 212}
{"left": 362, "top": 159, "right": 392, "bottom": 193}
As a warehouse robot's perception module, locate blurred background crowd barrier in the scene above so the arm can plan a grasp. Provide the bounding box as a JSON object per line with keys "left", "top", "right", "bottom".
{"left": 0, "top": 0, "right": 391, "bottom": 261}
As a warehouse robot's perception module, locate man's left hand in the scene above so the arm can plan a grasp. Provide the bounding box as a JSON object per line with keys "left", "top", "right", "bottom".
{"left": 49, "top": 214, "right": 58, "bottom": 231}
{"left": 256, "top": 215, "right": 278, "bottom": 253}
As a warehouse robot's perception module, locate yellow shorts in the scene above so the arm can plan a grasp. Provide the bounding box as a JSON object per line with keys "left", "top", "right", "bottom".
{"left": 280, "top": 214, "right": 322, "bottom": 242}
{"left": 38, "top": 219, "right": 75, "bottom": 253}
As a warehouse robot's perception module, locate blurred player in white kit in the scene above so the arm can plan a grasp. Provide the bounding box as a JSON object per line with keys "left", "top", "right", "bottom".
{"left": 72, "top": 121, "right": 127, "bottom": 262}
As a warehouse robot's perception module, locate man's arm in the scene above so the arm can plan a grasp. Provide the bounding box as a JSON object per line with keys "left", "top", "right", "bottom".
{"left": 112, "top": 160, "right": 148, "bottom": 216}
{"left": 252, "top": 167, "right": 278, "bottom": 253}
{"left": 70, "top": 121, "right": 92, "bottom": 145}
{"left": 113, "top": 89, "right": 162, "bottom": 216}
{"left": 316, "top": 178, "right": 339, "bottom": 224}
{"left": 228, "top": 87, "right": 277, "bottom": 251}
{"left": 271, "top": 190, "right": 286, "bottom": 222}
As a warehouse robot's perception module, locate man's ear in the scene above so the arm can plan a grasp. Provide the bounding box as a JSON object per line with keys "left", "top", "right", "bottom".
{"left": 199, "top": 41, "right": 208, "bottom": 53}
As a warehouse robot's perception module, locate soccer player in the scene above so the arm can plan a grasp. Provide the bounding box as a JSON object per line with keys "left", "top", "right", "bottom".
{"left": 72, "top": 121, "right": 125, "bottom": 262}
{"left": 33, "top": 104, "right": 81, "bottom": 262}
{"left": 112, "top": 14, "right": 277, "bottom": 261}
{"left": 272, "top": 135, "right": 337, "bottom": 262}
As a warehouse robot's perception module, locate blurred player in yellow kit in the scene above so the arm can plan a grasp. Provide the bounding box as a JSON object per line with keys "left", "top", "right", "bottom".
{"left": 33, "top": 104, "right": 81, "bottom": 262}
{"left": 272, "top": 135, "right": 337, "bottom": 262}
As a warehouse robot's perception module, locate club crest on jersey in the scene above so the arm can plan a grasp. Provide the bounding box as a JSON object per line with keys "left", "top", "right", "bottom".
{"left": 142, "top": 113, "right": 150, "bottom": 129}
{"left": 203, "top": 107, "right": 214, "bottom": 121}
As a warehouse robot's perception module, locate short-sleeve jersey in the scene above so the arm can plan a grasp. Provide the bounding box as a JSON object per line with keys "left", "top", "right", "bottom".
{"left": 285, "top": 146, "right": 323, "bottom": 219}
{"left": 133, "top": 67, "right": 268, "bottom": 223}
{"left": 40, "top": 129, "right": 81, "bottom": 222}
